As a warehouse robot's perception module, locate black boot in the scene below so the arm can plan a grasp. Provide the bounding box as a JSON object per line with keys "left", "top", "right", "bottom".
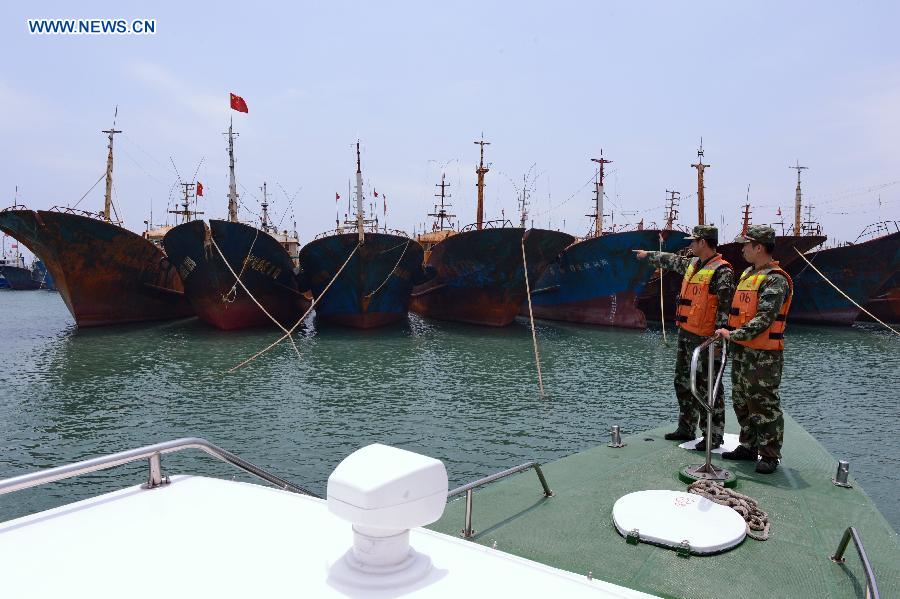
{"left": 722, "top": 445, "right": 757, "bottom": 461}
{"left": 693, "top": 437, "right": 722, "bottom": 452}
{"left": 664, "top": 430, "right": 695, "bottom": 441}
{"left": 756, "top": 457, "right": 779, "bottom": 474}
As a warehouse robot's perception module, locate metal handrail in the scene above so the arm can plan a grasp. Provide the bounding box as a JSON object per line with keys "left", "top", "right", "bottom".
{"left": 830, "top": 526, "right": 881, "bottom": 599}
{"left": 448, "top": 461, "right": 553, "bottom": 538}
{"left": 685, "top": 335, "right": 730, "bottom": 482}
{"left": 0, "top": 437, "right": 320, "bottom": 499}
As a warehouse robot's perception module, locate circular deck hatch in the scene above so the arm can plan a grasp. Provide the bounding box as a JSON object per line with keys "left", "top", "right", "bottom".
{"left": 612, "top": 490, "right": 746, "bottom": 554}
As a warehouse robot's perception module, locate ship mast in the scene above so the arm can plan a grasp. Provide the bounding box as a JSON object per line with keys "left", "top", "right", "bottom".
{"left": 474, "top": 136, "right": 490, "bottom": 230}
{"left": 589, "top": 150, "right": 612, "bottom": 237}
{"left": 259, "top": 182, "right": 273, "bottom": 233}
{"left": 741, "top": 200, "right": 752, "bottom": 236}
{"left": 518, "top": 174, "right": 531, "bottom": 228}
{"left": 355, "top": 141, "right": 365, "bottom": 243}
{"left": 169, "top": 182, "right": 202, "bottom": 225}
{"left": 429, "top": 173, "right": 456, "bottom": 231}
{"left": 691, "top": 140, "right": 709, "bottom": 225}
{"left": 225, "top": 118, "right": 240, "bottom": 223}
{"left": 790, "top": 160, "right": 808, "bottom": 235}
{"left": 101, "top": 108, "right": 122, "bottom": 223}
{"left": 664, "top": 189, "right": 680, "bottom": 230}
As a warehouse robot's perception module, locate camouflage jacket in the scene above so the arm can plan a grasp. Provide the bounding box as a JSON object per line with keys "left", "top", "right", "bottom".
{"left": 729, "top": 267, "right": 791, "bottom": 343}
{"left": 646, "top": 251, "right": 736, "bottom": 328}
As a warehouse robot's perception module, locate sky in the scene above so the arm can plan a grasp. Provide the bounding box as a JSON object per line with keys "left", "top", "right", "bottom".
{"left": 2, "top": 0, "right": 899, "bottom": 259}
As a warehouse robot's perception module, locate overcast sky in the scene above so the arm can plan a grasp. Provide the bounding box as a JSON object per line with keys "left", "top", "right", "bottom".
{"left": 2, "top": 0, "right": 898, "bottom": 256}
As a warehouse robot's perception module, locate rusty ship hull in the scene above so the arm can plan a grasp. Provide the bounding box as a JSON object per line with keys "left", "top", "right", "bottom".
{"left": 298, "top": 232, "right": 424, "bottom": 329}
{"left": 411, "top": 228, "right": 575, "bottom": 327}
{"left": 0, "top": 208, "right": 192, "bottom": 326}
{"left": 163, "top": 220, "right": 308, "bottom": 331}
{"left": 639, "top": 234, "right": 827, "bottom": 321}
{"left": 525, "top": 229, "right": 690, "bottom": 329}
{"left": 858, "top": 272, "right": 900, "bottom": 324}
{"left": 788, "top": 232, "right": 899, "bottom": 326}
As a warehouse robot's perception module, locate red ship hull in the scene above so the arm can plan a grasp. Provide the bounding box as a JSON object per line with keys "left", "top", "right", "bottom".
{"left": 0, "top": 208, "right": 192, "bottom": 327}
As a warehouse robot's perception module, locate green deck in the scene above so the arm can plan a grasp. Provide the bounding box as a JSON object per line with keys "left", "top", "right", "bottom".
{"left": 429, "top": 413, "right": 899, "bottom": 598}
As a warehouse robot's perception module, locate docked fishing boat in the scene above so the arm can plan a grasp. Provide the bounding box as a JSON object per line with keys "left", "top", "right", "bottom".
{"left": 526, "top": 152, "right": 690, "bottom": 328}
{"left": 0, "top": 253, "right": 41, "bottom": 290}
{"left": 788, "top": 228, "right": 899, "bottom": 326}
{"left": 298, "top": 142, "right": 424, "bottom": 329}
{"left": 32, "top": 260, "right": 56, "bottom": 290}
{"left": 0, "top": 117, "right": 191, "bottom": 326}
{"left": 859, "top": 271, "right": 900, "bottom": 324}
{"left": 164, "top": 124, "right": 308, "bottom": 331}
{"left": 410, "top": 139, "right": 574, "bottom": 326}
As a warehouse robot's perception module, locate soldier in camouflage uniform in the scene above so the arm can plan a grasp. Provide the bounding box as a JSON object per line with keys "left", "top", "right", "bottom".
{"left": 715, "top": 225, "right": 793, "bottom": 475}
{"left": 634, "top": 225, "right": 735, "bottom": 450}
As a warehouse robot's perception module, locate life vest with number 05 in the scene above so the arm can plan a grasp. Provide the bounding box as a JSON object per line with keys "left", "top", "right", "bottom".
{"left": 727, "top": 263, "right": 793, "bottom": 351}
{"left": 675, "top": 254, "right": 732, "bottom": 337}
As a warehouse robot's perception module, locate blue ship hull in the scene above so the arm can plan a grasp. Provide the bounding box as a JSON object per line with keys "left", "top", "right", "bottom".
{"left": 527, "top": 229, "right": 690, "bottom": 328}
{"left": 788, "top": 231, "right": 899, "bottom": 326}
{"left": 298, "top": 232, "right": 424, "bottom": 328}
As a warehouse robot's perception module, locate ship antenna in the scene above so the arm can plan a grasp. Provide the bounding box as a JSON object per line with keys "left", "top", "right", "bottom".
{"left": 223, "top": 116, "right": 240, "bottom": 223}
{"left": 474, "top": 134, "right": 490, "bottom": 230}
{"left": 691, "top": 139, "right": 710, "bottom": 225}
{"left": 741, "top": 187, "right": 752, "bottom": 235}
{"left": 589, "top": 149, "right": 613, "bottom": 237}
{"left": 101, "top": 106, "right": 122, "bottom": 223}
{"left": 519, "top": 173, "right": 532, "bottom": 228}
{"left": 789, "top": 160, "right": 808, "bottom": 235}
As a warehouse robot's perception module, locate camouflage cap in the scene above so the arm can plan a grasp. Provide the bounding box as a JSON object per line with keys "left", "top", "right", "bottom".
{"left": 734, "top": 224, "right": 776, "bottom": 244}
{"left": 685, "top": 224, "right": 718, "bottom": 243}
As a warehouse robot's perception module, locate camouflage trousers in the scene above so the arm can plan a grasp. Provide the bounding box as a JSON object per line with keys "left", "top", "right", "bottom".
{"left": 673, "top": 330, "right": 725, "bottom": 443}
{"left": 730, "top": 344, "right": 785, "bottom": 460}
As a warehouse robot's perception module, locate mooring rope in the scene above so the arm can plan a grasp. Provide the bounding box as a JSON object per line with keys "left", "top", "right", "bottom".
{"left": 793, "top": 248, "right": 899, "bottom": 337}
{"left": 365, "top": 240, "right": 410, "bottom": 299}
{"left": 209, "top": 235, "right": 301, "bottom": 358}
{"left": 658, "top": 233, "right": 668, "bottom": 346}
{"left": 688, "top": 479, "right": 770, "bottom": 541}
{"left": 521, "top": 237, "right": 546, "bottom": 399}
{"left": 221, "top": 227, "right": 260, "bottom": 304}
{"left": 228, "top": 242, "right": 361, "bottom": 373}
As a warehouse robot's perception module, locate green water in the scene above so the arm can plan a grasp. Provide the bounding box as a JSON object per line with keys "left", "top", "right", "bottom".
{"left": 1, "top": 289, "right": 898, "bottom": 532}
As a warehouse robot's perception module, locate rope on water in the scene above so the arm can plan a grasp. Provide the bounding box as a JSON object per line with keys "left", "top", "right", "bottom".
{"left": 210, "top": 235, "right": 301, "bottom": 359}
{"left": 365, "top": 240, "right": 410, "bottom": 299}
{"left": 228, "top": 242, "right": 361, "bottom": 373}
{"left": 521, "top": 237, "right": 545, "bottom": 399}
{"left": 793, "top": 248, "right": 899, "bottom": 337}
{"left": 688, "top": 479, "right": 770, "bottom": 541}
{"left": 658, "top": 234, "right": 668, "bottom": 347}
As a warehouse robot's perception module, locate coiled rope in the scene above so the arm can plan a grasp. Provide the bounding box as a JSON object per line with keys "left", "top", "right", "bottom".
{"left": 521, "top": 237, "right": 545, "bottom": 399}
{"left": 793, "top": 248, "right": 899, "bottom": 337}
{"left": 228, "top": 242, "right": 361, "bottom": 372}
{"left": 209, "top": 235, "right": 301, "bottom": 359}
{"left": 687, "top": 479, "right": 770, "bottom": 541}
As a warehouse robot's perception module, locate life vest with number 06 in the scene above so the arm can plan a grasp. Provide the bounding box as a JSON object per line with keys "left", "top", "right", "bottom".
{"left": 727, "top": 263, "right": 793, "bottom": 351}
{"left": 675, "top": 254, "right": 733, "bottom": 337}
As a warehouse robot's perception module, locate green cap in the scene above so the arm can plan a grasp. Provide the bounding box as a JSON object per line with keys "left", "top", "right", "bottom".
{"left": 734, "top": 224, "right": 776, "bottom": 244}
{"left": 685, "top": 224, "right": 718, "bottom": 244}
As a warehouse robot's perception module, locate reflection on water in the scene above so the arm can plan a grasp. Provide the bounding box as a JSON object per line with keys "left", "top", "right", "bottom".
{"left": 0, "top": 289, "right": 898, "bottom": 532}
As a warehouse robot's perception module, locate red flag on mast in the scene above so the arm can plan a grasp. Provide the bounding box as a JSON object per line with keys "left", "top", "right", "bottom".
{"left": 335, "top": 192, "right": 340, "bottom": 202}
{"left": 230, "top": 93, "right": 249, "bottom": 113}
{"left": 373, "top": 189, "right": 379, "bottom": 198}
{"left": 196, "top": 182, "right": 204, "bottom": 197}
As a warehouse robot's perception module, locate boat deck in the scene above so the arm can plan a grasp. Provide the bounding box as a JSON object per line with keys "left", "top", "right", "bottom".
{"left": 430, "top": 413, "right": 899, "bottom": 598}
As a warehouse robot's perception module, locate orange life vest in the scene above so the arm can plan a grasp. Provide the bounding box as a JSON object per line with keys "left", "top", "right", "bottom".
{"left": 675, "top": 254, "right": 732, "bottom": 337}
{"left": 727, "top": 262, "right": 793, "bottom": 351}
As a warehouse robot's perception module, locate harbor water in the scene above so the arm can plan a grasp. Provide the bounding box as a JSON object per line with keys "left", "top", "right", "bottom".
{"left": 1, "top": 289, "right": 898, "bottom": 533}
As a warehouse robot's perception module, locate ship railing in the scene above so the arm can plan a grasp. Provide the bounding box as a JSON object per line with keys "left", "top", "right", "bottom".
{"left": 459, "top": 219, "right": 513, "bottom": 232}
{"left": 48, "top": 205, "right": 119, "bottom": 223}
{"left": 1, "top": 204, "right": 29, "bottom": 213}
{"left": 448, "top": 462, "right": 553, "bottom": 538}
{"left": 830, "top": 526, "right": 880, "bottom": 599}
{"left": 0, "top": 437, "right": 320, "bottom": 500}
